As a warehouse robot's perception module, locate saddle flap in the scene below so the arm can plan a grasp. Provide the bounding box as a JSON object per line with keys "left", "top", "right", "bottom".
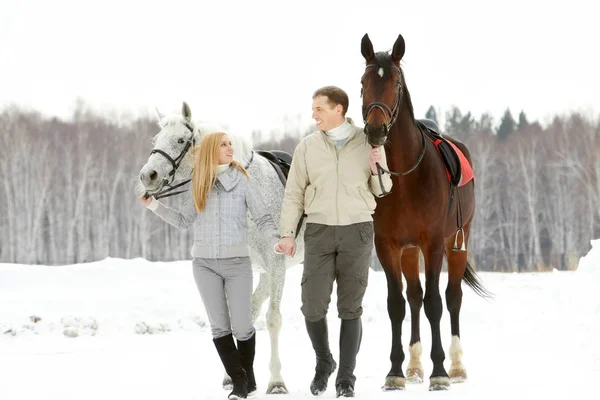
{"left": 255, "top": 150, "right": 292, "bottom": 184}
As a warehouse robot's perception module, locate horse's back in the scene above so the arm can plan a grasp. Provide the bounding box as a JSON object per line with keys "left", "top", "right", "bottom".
{"left": 443, "top": 135, "right": 473, "bottom": 165}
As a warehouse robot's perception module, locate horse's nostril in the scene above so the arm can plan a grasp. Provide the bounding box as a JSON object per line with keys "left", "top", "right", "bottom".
{"left": 149, "top": 170, "right": 158, "bottom": 181}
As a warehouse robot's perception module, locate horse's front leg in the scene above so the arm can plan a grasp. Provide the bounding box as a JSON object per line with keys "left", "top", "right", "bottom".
{"left": 265, "top": 254, "right": 288, "bottom": 394}
{"left": 376, "top": 241, "right": 407, "bottom": 391}
{"left": 401, "top": 247, "right": 425, "bottom": 383}
{"left": 422, "top": 239, "right": 450, "bottom": 390}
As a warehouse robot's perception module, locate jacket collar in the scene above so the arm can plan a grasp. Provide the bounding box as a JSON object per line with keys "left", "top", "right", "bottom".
{"left": 216, "top": 166, "right": 241, "bottom": 191}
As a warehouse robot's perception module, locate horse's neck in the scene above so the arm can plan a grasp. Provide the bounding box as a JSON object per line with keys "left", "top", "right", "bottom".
{"left": 388, "top": 109, "right": 423, "bottom": 174}
{"left": 231, "top": 135, "right": 253, "bottom": 167}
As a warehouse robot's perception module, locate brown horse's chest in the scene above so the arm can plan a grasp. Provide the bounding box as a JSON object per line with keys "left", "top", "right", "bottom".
{"left": 373, "top": 163, "right": 449, "bottom": 243}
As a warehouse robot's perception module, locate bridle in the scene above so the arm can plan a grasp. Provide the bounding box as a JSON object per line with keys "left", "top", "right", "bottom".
{"left": 144, "top": 121, "right": 196, "bottom": 200}
{"left": 361, "top": 64, "right": 403, "bottom": 132}
{"left": 361, "top": 63, "right": 426, "bottom": 195}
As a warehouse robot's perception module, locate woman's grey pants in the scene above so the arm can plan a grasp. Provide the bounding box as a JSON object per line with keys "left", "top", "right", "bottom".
{"left": 192, "top": 257, "right": 254, "bottom": 341}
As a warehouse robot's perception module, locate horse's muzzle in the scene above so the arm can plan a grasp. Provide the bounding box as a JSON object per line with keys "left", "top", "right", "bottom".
{"left": 365, "top": 124, "right": 388, "bottom": 147}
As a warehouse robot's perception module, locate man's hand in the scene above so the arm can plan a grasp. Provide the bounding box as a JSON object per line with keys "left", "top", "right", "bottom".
{"left": 275, "top": 237, "right": 296, "bottom": 257}
{"left": 369, "top": 146, "right": 382, "bottom": 174}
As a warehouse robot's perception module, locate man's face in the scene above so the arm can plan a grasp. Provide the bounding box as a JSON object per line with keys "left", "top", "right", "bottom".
{"left": 312, "top": 95, "right": 344, "bottom": 132}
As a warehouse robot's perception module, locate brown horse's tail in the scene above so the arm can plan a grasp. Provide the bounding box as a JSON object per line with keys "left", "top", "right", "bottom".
{"left": 463, "top": 261, "right": 494, "bottom": 299}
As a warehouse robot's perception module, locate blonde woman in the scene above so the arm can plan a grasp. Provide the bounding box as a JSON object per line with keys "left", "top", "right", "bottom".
{"left": 140, "top": 132, "right": 280, "bottom": 400}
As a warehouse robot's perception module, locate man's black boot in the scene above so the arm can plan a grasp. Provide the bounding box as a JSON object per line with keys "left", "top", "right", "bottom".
{"left": 335, "top": 318, "right": 362, "bottom": 398}
{"left": 306, "top": 318, "right": 337, "bottom": 396}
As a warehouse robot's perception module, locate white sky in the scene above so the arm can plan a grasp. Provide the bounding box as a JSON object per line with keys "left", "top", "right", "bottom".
{"left": 1, "top": 0, "right": 598, "bottom": 136}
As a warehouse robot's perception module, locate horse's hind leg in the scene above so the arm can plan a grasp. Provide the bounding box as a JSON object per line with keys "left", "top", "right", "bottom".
{"left": 265, "top": 256, "right": 288, "bottom": 394}
{"left": 422, "top": 238, "right": 450, "bottom": 390}
{"left": 222, "top": 272, "right": 270, "bottom": 391}
{"left": 401, "top": 247, "right": 424, "bottom": 383}
{"left": 444, "top": 222, "right": 471, "bottom": 383}
{"left": 252, "top": 272, "right": 271, "bottom": 324}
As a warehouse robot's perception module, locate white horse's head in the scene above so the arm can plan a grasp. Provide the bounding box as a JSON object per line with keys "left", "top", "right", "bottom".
{"left": 138, "top": 102, "right": 253, "bottom": 196}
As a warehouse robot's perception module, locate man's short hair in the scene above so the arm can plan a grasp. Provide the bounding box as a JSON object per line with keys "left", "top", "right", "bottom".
{"left": 313, "top": 86, "right": 349, "bottom": 116}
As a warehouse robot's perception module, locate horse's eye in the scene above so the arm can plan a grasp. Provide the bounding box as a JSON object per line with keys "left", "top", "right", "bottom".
{"left": 396, "top": 81, "right": 401, "bottom": 87}
{"left": 178, "top": 138, "right": 185, "bottom": 144}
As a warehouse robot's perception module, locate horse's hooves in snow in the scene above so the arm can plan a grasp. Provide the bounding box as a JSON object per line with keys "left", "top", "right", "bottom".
{"left": 381, "top": 375, "right": 406, "bottom": 391}
{"left": 429, "top": 376, "right": 450, "bottom": 391}
{"left": 266, "top": 382, "right": 288, "bottom": 394}
{"left": 406, "top": 367, "right": 424, "bottom": 383}
{"left": 449, "top": 368, "right": 467, "bottom": 383}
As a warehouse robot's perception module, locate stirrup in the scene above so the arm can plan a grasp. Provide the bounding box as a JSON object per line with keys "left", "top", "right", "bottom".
{"left": 452, "top": 228, "right": 466, "bottom": 252}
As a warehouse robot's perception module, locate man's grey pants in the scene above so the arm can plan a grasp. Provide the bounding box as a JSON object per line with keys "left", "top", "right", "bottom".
{"left": 192, "top": 257, "right": 254, "bottom": 341}
{"left": 301, "top": 222, "right": 374, "bottom": 322}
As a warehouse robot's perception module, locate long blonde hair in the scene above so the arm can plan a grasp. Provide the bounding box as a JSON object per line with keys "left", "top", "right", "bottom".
{"left": 191, "top": 132, "right": 248, "bottom": 212}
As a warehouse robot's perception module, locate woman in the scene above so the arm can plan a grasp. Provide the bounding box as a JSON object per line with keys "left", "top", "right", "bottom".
{"left": 140, "top": 132, "right": 280, "bottom": 399}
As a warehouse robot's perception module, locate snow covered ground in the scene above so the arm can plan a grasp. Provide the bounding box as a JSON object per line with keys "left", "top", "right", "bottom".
{"left": 1, "top": 241, "right": 599, "bottom": 399}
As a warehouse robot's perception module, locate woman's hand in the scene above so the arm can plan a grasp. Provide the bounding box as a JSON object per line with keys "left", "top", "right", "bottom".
{"left": 139, "top": 195, "right": 152, "bottom": 206}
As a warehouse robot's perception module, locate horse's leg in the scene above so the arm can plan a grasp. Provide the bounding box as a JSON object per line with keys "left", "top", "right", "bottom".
{"left": 265, "top": 255, "right": 288, "bottom": 394}
{"left": 401, "top": 247, "right": 424, "bottom": 383}
{"left": 377, "top": 243, "right": 407, "bottom": 391}
{"left": 252, "top": 272, "right": 270, "bottom": 324}
{"left": 444, "top": 221, "right": 471, "bottom": 383}
{"left": 422, "top": 238, "right": 450, "bottom": 390}
{"left": 221, "top": 272, "right": 270, "bottom": 391}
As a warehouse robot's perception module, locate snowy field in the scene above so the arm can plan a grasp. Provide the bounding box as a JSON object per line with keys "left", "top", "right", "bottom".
{"left": 1, "top": 241, "right": 599, "bottom": 400}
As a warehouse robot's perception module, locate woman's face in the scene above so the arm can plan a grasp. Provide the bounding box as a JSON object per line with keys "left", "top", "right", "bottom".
{"left": 219, "top": 134, "right": 234, "bottom": 164}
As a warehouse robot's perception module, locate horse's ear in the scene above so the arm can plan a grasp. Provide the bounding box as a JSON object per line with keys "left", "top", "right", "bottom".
{"left": 361, "top": 33, "right": 374, "bottom": 62}
{"left": 182, "top": 101, "right": 192, "bottom": 122}
{"left": 391, "top": 34, "right": 405, "bottom": 63}
{"left": 154, "top": 106, "right": 164, "bottom": 122}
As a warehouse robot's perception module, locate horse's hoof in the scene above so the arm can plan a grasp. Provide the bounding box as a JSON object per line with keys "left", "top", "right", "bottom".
{"left": 406, "top": 367, "right": 424, "bottom": 383}
{"left": 429, "top": 376, "right": 450, "bottom": 391}
{"left": 266, "top": 381, "right": 288, "bottom": 394}
{"left": 381, "top": 376, "right": 406, "bottom": 391}
{"left": 449, "top": 367, "right": 467, "bottom": 383}
{"left": 222, "top": 377, "right": 233, "bottom": 391}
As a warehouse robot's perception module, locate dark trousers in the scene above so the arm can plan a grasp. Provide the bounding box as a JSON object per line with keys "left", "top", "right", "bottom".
{"left": 301, "top": 222, "right": 373, "bottom": 322}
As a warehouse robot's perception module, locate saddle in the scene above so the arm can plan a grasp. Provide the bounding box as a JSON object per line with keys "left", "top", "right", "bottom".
{"left": 255, "top": 150, "right": 305, "bottom": 239}
{"left": 255, "top": 150, "right": 292, "bottom": 185}
{"left": 416, "top": 119, "right": 473, "bottom": 251}
{"left": 416, "top": 119, "right": 462, "bottom": 187}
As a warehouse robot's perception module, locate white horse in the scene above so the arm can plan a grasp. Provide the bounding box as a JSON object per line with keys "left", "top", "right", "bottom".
{"left": 137, "top": 102, "right": 305, "bottom": 394}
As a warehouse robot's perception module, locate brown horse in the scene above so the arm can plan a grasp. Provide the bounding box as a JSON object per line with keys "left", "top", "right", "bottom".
{"left": 360, "top": 33, "right": 491, "bottom": 391}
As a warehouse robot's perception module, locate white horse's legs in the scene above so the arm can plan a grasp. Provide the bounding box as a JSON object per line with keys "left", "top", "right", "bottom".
{"left": 265, "top": 258, "right": 288, "bottom": 394}
{"left": 252, "top": 272, "right": 271, "bottom": 323}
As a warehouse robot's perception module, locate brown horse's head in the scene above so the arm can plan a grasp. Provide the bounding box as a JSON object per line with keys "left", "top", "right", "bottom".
{"left": 360, "top": 33, "right": 406, "bottom": 147}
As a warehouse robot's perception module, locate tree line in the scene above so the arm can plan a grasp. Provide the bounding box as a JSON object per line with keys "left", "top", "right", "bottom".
{"left": 0, "top": 103, "right": 597, "bottom": 272}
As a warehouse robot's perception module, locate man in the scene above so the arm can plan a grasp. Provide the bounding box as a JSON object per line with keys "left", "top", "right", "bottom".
{"left": 276, "top": 86, "right": 392, "bottom": 398}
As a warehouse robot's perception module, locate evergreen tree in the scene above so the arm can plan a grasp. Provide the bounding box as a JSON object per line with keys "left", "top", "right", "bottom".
{"left": 425, "top": 105, "right": 438, "bottom": 125}
{"left": 496, "top": 108, "right": 517, "bottom": 140}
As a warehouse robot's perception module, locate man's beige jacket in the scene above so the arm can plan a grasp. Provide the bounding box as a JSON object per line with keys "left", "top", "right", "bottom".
{"left": 279, "top": 122, "right": 392, "bottom": 237}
